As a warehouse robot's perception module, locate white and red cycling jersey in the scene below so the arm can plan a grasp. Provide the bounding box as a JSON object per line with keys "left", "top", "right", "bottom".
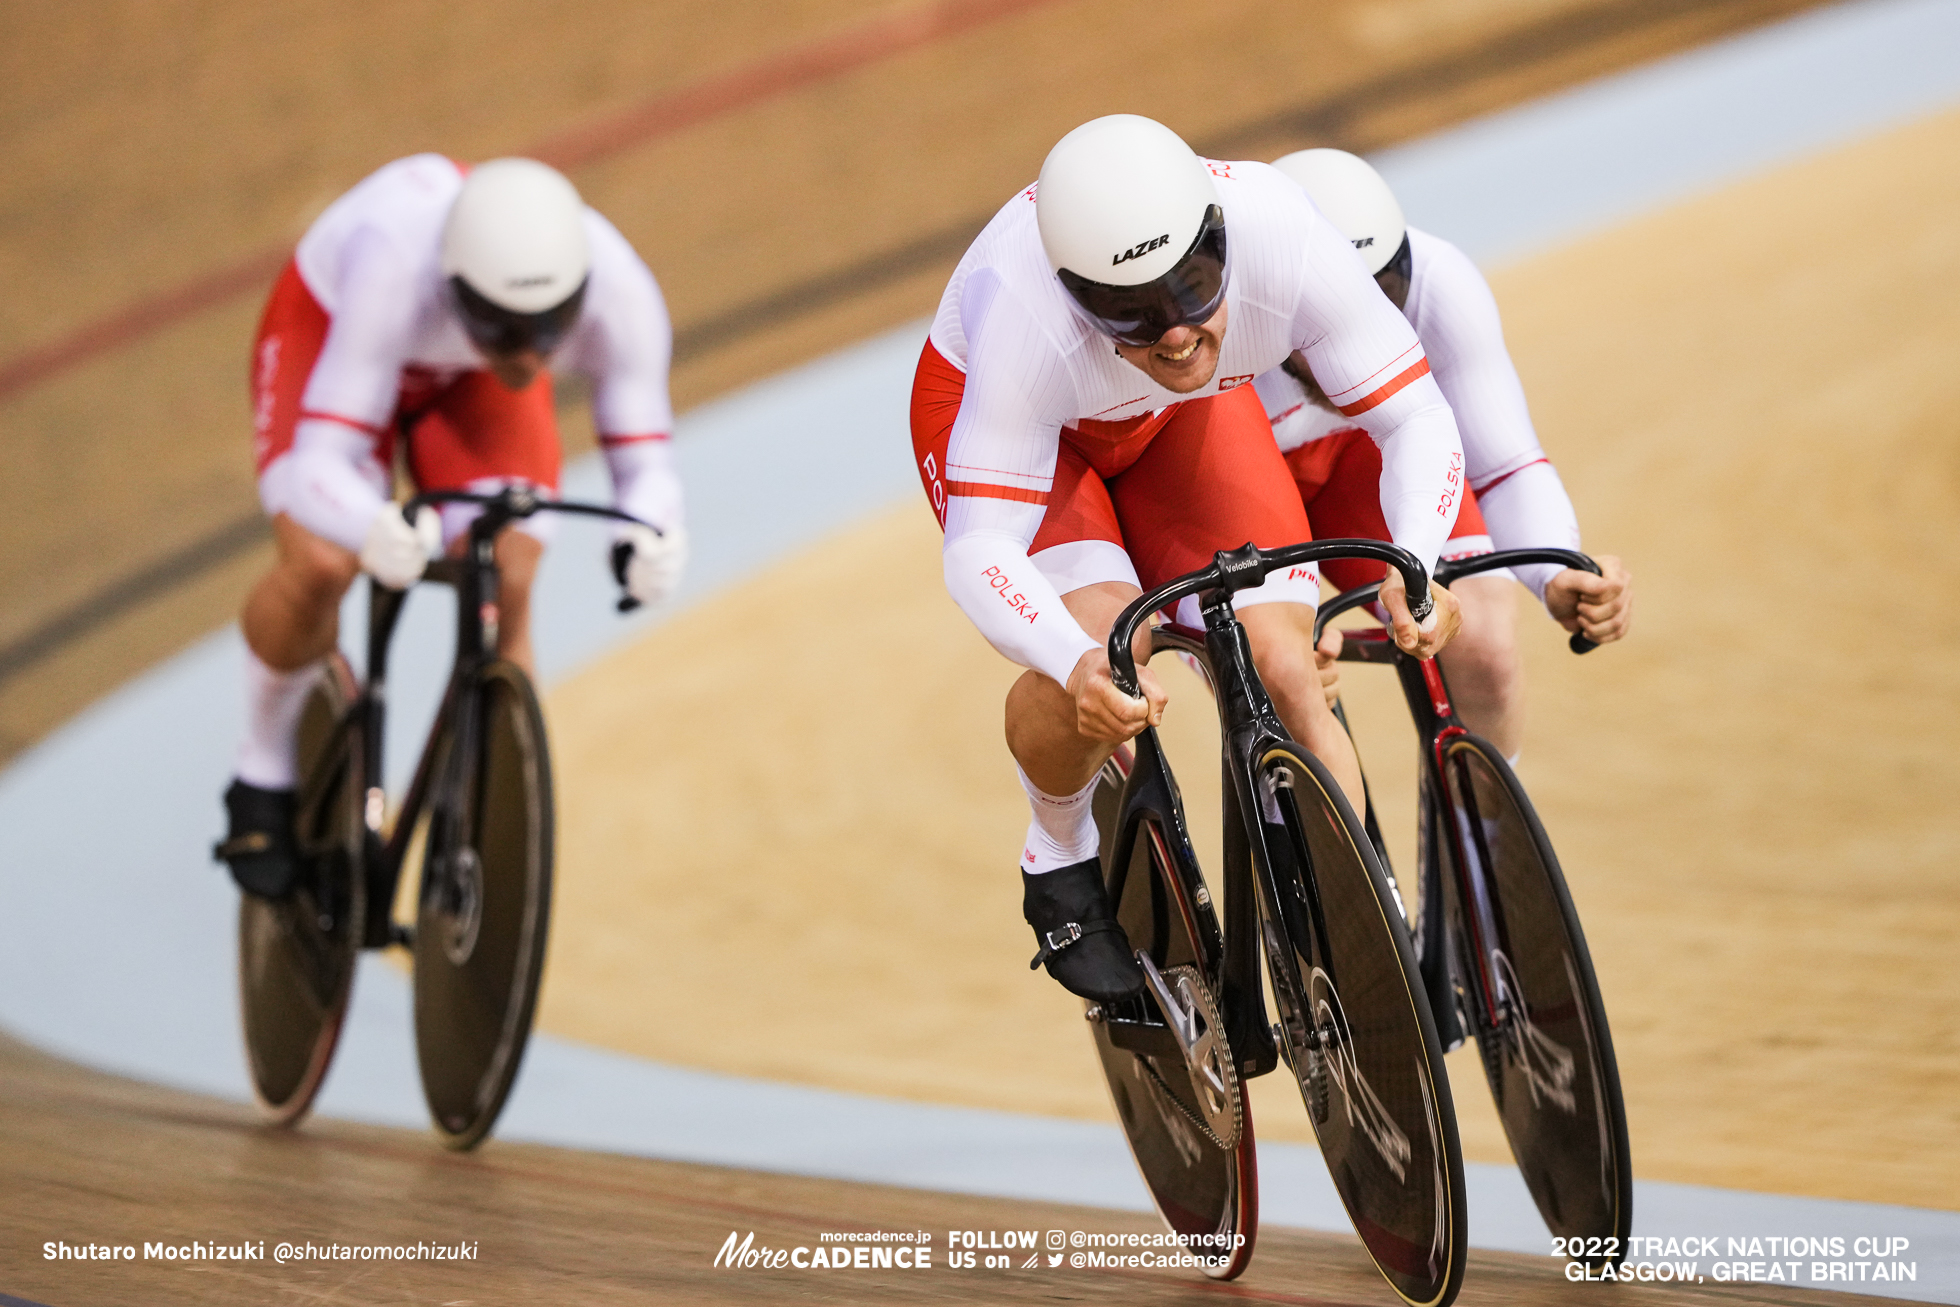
{"left": 920, "top": 160, "right": 1464, "bottom": 688}
{"left": 254, "top": 153, "right": 681, "bottom": 548}
{"left": 1252, "top": 227, "right": 1580, "bottom": 602}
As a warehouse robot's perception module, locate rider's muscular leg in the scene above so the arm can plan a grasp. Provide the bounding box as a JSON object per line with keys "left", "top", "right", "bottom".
{"left": 1240, "top": 601, "right": 1366, "bottom": 811}
{"left": 1436, "top": 575, "right": 1522, "bottom": 758}
{"left": 1006, "top": 579, "right": 1154, "bottom": 1001}
{"left": 1004, "top": 581, "right": 1149, "bottom": 797}
{"left": 241, "top": 514, "right": 360, "bottom": 670}
{"left": 485, "top": 528, "right": 544, "bottom": 674}
{"left": 235, "top": 514, "right": 357, "bottom": 793}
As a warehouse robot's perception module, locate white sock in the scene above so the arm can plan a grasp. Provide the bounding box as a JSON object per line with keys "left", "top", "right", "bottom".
{"left": 236, "top": 652, "right": 317, "bottom": 789}
{"left": 1017, "top": 766, "right": 1100, "bottom": 875}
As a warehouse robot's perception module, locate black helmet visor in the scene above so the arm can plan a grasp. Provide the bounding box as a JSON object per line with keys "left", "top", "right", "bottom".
{"left": 450, "top": 275, "right": 588, "bottom": 357}
{"left": 1056, "top": 204, "right": 1228, "bottom": 348}
{"left": 1375, "top": 231, "right": 1412, "bottom": 285}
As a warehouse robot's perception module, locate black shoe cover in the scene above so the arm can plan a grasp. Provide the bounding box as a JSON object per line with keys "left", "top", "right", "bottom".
{"left": 217, "top": 780, "right": 299, "bottom": 898}
{"left": 1022, "top": 858, "right": 1144, "bottom": 1002}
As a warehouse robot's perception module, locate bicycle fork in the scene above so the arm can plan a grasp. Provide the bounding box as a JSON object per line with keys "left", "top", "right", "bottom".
{"left": 1397, "top": 652, "right": 1508, "bottom": 1050}
{"left": 420, "top": 528, "right": 506, "bottom": 954}
{"left": 1199, "top": 590, "right": 1312, "bottom": 1085}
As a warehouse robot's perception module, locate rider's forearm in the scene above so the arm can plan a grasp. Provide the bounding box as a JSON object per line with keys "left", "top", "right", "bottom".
{"left": 281, "top": 422, "right": 392, "bottom": 552}
{"left": 600, "top": 434, "right": 683, "bottom": 530}
{"left": 1372, "top": 396, "right": 1463, "bottom": 579}
{"left": 943, "top": 529, "right": 1098, "bottom": 689}
{"left": 1476, "top": 459, "right": 1582, "bottom": 603}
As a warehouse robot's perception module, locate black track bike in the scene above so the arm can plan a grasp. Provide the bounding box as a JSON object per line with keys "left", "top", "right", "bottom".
{"left": 233, "top": 486, "right": 652, "bottom": 1149}
{"left": 1316, "top": 548, "right": 1633, "bottom": 1267}
{"left": 1087, "top": 539, "right": 1465, "bottom": 1304}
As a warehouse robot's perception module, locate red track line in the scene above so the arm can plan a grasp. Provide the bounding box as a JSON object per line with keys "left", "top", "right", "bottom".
{"left": 0, "top": 0, "right": 1069, "bottom": 408}
{"left": 531, "top": 0, "right": 1064, "bottom": 171}
{"left": 0, "top": 250, "right": 287, "bottom": 406}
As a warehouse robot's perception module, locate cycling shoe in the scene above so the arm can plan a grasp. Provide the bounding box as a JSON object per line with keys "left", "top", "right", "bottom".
{"left": 1023, "top": 857, "right": 1144, "bottom": 1001}
{"left": 215, "top": 779, "right": 299, "bottom": 898}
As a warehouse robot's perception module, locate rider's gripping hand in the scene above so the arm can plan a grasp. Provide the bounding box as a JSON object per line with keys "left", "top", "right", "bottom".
{"left": 611, "top": 522, "right": 689, "bottom": 606}
{"left": 1379, "top": 566, "right": 1461, "bottom": 659}
{"left": 1066, "top": 646, "right": 1167, "bottom": 744}
{"left": 1315, "top": 625, "right": 1344, "bottom": 709}
{"left": 359, "top": 504, "right": 441, "bottom": 590}
{"left": 1547, "top": 554, "right": 1632, "bottom": 645}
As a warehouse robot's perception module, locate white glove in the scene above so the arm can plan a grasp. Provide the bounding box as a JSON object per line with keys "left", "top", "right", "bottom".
{"left": 359, "top": 505, "right": 441, "bottom": 590}
{"left": 611, "top": 522, "right": 688, "bottom": 606}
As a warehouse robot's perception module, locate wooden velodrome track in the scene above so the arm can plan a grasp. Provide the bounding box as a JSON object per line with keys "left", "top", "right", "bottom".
{"left": 0, "top": 1029, "right": 1904, "bottom": 1307}
{"left": 0, "top": 1026, "right": 1911, "bottom": 1307}
{"left": 5, "top": 0, "right": 1958, "bottom": 1303}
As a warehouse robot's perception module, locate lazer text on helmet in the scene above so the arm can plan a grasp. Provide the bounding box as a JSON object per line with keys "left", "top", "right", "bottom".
{"left": 1113, "top": 234, "right": 1171, "bottom": 266}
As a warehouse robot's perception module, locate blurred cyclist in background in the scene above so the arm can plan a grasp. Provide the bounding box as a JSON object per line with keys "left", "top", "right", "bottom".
{"left": 1257, "top": 148, "right": 1633, "bottom": 757}
{"left": 911, "top": 115, "right": 1467, "bottom": 1003}
{"left": 217, "top": 154, "right": 687, "bottom": 898}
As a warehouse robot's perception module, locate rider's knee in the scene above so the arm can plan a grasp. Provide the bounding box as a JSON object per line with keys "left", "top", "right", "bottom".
{"left": 1007, "top": 665, "right": 1069, "bottom": 724}
{"left": 495, "top": 528, "right": 544, "bottom": 595}
{"left": 1443, "top": 619, "right": 1521, "bottom": 708}
{"left": 1241, "top": 605, "right": 1323, "bottom": 711}
{"left": 275, "top": 527, "right": 360, "bottom": 609}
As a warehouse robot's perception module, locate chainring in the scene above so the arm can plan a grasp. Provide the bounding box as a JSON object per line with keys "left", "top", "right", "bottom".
{"left": 1133, "top": 963, "right": 1242, "bottom": 1151}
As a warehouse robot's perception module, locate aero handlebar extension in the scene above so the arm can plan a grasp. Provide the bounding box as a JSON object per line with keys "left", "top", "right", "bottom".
{"left": 1107, "top": 539, "right": 1432, "bottom": 699}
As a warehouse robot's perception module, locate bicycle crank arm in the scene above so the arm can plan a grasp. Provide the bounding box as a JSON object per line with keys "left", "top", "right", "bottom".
{"left": 1086, "top": 1001, "right": 1184, "bottom": 1060}
{"left": 1137, "top": 953, "right": 1205, "bottom": 1064}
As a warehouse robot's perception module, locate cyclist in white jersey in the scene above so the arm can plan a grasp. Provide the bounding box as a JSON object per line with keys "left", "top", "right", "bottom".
{"left": 219, "top": 154, "right": 687, "bottom": 898}
{"left": 909, "top": 116, "right": 1466, "bottom": 1001}
{"left": 1254, "top": 149, "right": 1632, "bottom": 757}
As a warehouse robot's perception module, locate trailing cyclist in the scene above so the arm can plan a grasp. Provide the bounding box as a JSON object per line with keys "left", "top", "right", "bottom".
{"left": 1257, "top": 149, "right": 1633, "bottom": 756}
{"left": 218, "top": 155, "right": 688, "bottom": 898}
{"left": 909, "top": 115, "right": 1467, "bottom": 1003}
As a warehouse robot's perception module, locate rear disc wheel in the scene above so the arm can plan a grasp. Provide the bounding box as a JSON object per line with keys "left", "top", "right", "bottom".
{"left": 238, "top": 654, "right": 365, "bottom": 1126}
{"left": 1089, "top": 747, "right": 1256, "bottom": 1280}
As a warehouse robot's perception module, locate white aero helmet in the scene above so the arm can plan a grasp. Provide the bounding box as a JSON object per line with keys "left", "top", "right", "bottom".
{"left": 441, "top": 157, "right": 591, "bottom": 354}
{"left": 1271, "top": 148, "right": 1407, "bottom": 277}
{"left": 1037, "top": 115, "right": 1229, "bottom": 346}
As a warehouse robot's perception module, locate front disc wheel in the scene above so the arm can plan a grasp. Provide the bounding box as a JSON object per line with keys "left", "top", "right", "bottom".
{"left": 413, "top": 660, "right": 554, "bottom": 1151}
{"left": 1258, "top": 741, "right": 1465, "bottom": 1307}
{"left": 1437, "top": 735, "right": 1631, "bottom": 1259}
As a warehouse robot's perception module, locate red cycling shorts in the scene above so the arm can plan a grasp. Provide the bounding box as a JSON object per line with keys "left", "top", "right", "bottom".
{"left": 910, "top": 341, "right": 1316, "bottom": 604}
{"left": 249, "top": 257, "right": 561, "bottom": 494}
{"left": 1284, "top": 426, "right": 1492, "bottom": 594}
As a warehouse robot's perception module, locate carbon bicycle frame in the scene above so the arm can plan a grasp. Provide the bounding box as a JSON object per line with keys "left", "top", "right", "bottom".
{"left": 320, "top": 487, "right": 650, "bottom": 948}
{"left": 1102, "top": 601, "right": 1289, "bottom": 1078}
{"left": 341, "top": 513, "right": 506, "bottom": 946}
{"left": 1100, "top": 539, "right": 1438, "bottom": 1081}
